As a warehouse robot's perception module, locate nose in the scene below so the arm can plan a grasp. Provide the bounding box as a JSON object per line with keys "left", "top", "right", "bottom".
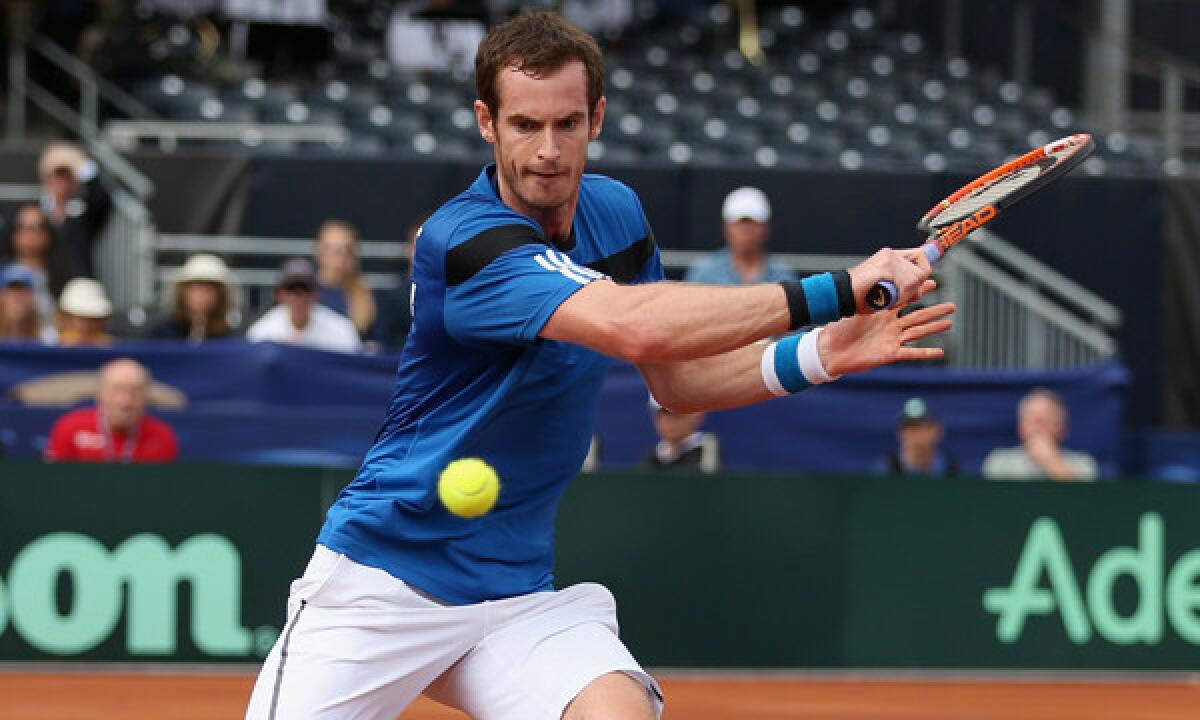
{"left": 537, "top": 127, "right": 560, "bottom": 162}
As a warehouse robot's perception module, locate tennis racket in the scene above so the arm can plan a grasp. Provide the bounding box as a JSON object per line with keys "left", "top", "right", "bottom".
{"left": 866, "top": 132, "right": 1095, "bottom": 310}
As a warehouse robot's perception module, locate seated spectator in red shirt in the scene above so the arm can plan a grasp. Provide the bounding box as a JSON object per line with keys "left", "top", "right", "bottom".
{"left": 45, "top": 357, "right": 179, "bottom": 463}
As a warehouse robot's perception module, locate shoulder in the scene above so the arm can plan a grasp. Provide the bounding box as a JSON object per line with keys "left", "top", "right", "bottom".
{"left": 52, "top": 407, "right": 93, "bottom": 431}
{"left": 580, "top": 174, "right": 646, "bottom": 221}
{"left": 685, "top": 251, "right": 728, "bottom": 280}
{"left": 142, "top": 414, "right": 177, "bottom": 437}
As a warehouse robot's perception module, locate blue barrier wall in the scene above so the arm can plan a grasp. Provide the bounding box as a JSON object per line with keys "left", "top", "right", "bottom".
{"left": 0, "top": 342, "right": 1127, "bottom": 474}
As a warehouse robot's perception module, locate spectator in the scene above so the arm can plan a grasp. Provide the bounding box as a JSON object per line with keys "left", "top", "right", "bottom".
{"left": 45, "top": 357, "right": 179, "bottom": 463}
{"left": 0, "top": 264, "right": 57, "bottom": 344}
{"left": 37, "top": 143, "right": 112, "bottom": 277}
{"left": 314, "top": 219, "right": 376, "bottom": 338}
{"left": 366, "top": 217, "right": 421, "bottom": 350}
{"left": 148, "top": 253, "right": 239, "bottom": 342}
{"left": 57, "top": 277, "right": 114, "bottom": 347}
{"left": 246, "top": 257, "right": 362, "bottom": 353}
{"left": 874, "top": 397, "right": 957, "bottom": 476}
{"left": 982, "top": 387, "right": 1098, "bottom": 482}
{"left": 0, "top": 203, "right": 83, "bottom": 326}
{"left": 640, "top": 394, "right": 720, "bottom": 472}
{"left": 684, "top": 186, "right": 798, "bottom": 285}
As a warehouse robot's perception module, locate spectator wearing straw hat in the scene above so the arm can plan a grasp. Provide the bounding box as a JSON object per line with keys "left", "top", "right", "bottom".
{"left": 57, "top": 277, "right": 113, "bottom": 347}
{"left": 148, "top": 253, "right": 240, "bottom": 342}
{"left": 246, "top": 257, "right": 362, "bottom": 353}
{"left": 37, "top": 143, "right": 112, "bottom": 278}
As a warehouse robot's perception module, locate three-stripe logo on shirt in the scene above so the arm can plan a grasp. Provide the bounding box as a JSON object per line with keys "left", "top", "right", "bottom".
{"left": 533, "top": 249, "right": 607, "bottom": 285}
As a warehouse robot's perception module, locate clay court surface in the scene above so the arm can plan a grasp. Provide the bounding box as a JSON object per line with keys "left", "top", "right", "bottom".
{"left": 2, "top": 670, "right": 1199, "bottom": 720}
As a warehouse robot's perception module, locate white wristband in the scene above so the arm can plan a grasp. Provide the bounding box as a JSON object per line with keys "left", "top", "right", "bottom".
{"left": 798, "top": 327, "right": 840, "bottom": 384}
{"left": 760, "top": 327, "right": 840, "bottom": 397}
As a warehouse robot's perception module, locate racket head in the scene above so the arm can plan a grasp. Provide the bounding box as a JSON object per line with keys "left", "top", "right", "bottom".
{"left": 917, "top": 133, "right": 1094, "bottom": 252}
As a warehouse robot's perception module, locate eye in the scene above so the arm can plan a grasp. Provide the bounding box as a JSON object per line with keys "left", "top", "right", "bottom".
{"left": 515, "top": 119, "right": 535, "bottom": 133}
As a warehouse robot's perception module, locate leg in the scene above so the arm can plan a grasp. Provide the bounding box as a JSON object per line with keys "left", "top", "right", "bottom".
{"left": 245, "top": 546, "right": 481, "bottom": 720}
{"left": 426, "top": 583, "right": 662, "bottom": 720}
{"left": 562, "top": 672, "right": 658, "bottom": 720}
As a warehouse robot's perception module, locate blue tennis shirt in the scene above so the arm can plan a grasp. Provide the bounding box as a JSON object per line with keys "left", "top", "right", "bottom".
{"left": 318, "top": 165, "right": 663, "bottom": 604}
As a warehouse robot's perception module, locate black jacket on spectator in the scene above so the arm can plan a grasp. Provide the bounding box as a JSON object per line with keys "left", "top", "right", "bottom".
{"left": 45, "top": 174, "right": 112, "bottom": 278}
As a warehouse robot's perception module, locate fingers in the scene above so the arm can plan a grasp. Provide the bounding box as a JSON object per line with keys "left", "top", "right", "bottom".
{"left": 901, "top": 317, "right": 953, "bottom": 344}
{"left": 899, "top": 302, "right": 956, "bottom": 327}
{"left": 895, "top": 346, "right": 946, "bottom": 362}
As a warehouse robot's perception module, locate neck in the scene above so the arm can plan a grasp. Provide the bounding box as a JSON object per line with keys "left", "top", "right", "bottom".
{"left": 496, "top": 175, "right": 576, "bottom": 244}
{"left": 17, "top": 255, "right": 45, "bottom": 270}
{"left": 290, "top": 313, "right": 310, "bottom": 331}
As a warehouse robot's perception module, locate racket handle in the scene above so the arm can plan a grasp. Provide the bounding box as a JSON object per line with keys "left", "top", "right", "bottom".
{"left": 865, "top": 242, "right": 945, "bottom": 311}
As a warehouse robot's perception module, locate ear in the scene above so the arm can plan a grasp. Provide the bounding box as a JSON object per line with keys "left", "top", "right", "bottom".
{"left": 588, "top": 96, "right": 606, "bottom": 140}
{"left": 475, "top": 99, "right": 496, "bottom": 144}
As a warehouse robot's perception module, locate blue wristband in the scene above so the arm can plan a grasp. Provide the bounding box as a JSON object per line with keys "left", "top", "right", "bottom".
{"left": 801, "top": 273, "right": 840, "bottom": 325}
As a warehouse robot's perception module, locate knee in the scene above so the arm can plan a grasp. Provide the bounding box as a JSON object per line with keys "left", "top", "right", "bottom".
{"left": 562, "top": 672, "right": 658, "bottom": 720}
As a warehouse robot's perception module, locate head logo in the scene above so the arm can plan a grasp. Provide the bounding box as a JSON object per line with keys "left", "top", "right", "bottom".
{"left": 983, "top": 513, "right": 1200, "bottom": 646}
{"left": 0, "top": 532, "right": 252, "bottom": 656}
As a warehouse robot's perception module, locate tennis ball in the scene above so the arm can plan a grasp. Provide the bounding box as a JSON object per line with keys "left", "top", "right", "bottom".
{"left": 438, "top": 458, "right": 500, "bottom": 518}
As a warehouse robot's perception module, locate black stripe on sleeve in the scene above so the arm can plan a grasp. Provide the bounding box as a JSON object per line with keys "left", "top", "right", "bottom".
{"left": 585, "top": 231, "right": 656, "bottom": 284}
{"left": 445, "top": 224, "right": 544, "bottom": 286}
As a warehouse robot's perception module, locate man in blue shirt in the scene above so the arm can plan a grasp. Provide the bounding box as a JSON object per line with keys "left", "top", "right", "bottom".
{"left": 684, "top": 186, "right": 798, "bottom": 285}
{"left": 246, "top": 12, "right": 954, "bottom": 720}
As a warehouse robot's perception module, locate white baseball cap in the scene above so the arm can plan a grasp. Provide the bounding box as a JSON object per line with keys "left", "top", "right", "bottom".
{"left": 722, "top": 186, "right": 771, "bottom": 224}
{"left": 59, "top": 277, "right": 113, "bottom": 318}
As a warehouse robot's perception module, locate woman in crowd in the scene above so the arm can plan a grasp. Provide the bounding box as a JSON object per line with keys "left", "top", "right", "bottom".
{"left": 314, "top": 219, "right": 375, "bottom": 338}
{"left": 0, "top": 203, "right": 82, "bottom": 332}
{"left": 0, "top": 264, "right": 56, "bottom": 343}
{"left": 148, "top": 253, "right": 239, "bottom": 342}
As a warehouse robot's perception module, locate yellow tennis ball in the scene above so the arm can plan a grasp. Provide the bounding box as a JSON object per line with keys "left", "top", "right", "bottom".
{"left": 438, "top": 458, "right": 500, "bottom": 518}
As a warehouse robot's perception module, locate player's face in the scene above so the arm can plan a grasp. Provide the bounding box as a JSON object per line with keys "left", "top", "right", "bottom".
{"left": 477, "top": 61, "right": 604, "bottom": 228}
{"left": 1018, "top": 395, "right": 1066, "bottom": 443}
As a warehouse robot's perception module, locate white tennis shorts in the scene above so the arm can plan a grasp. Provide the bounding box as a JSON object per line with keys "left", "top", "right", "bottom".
{"left": 245, "top": 545, "right": 663, "bottom": 720}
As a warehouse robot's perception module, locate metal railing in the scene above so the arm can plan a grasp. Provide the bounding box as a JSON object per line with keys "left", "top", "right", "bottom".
{"left": 155, "top": 230, "right": 1120, "bottom": 369}
{"left": 103, "top": 121, "right": 351, "bottom": 152}
{"left": 7, "top": 33, "right": 160, "bottom": 309}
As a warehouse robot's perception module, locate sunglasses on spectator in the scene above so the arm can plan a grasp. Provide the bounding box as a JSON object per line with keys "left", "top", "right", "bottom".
{"left": 281, "top": 283, "right": 314, "bottom": 294}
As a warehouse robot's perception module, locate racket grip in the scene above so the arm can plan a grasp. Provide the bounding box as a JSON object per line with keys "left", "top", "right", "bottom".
{"left": 865, "top": 242, "right": 944, "bottom": 311}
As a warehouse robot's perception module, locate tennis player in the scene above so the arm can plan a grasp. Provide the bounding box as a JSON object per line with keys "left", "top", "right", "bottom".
{"left": 245, "top": 11, "right": 954, "bottom": 720}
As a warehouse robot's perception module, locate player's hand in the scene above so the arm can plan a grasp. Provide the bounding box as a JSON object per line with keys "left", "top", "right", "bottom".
{"left": 817, "top": 301, "right": 955, "bottom": 377}
{"left": 848, "top": 248, "right": 933, "bottom": 314}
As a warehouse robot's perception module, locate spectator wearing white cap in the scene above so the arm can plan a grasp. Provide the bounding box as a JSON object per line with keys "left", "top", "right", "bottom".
{"left": 684, "top": 186, "right": 798, "bottom": 286}
{"left": 57, "top": 276, "right": 114, "bottom": 345}
{"left": 37, "top": 143, "right": 112, "bottom": 278}
{"left": 57, "top": 277, "right": 113, "bottom": 347}
{"left": 246, "top": 257, "right": 362, "bottom": 353}
{"left": 148, "top": 254, "right": 241, "bottom": 342}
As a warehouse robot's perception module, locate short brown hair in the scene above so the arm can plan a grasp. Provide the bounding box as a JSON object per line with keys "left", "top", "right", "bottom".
{"left": 475, "top": 11, "right": 605, "bottom": 119}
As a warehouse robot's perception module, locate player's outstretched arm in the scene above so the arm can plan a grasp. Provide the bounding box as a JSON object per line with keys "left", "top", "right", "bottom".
{"left": 541, "top": 247, "right": 932, "bottom": 364}
{"left": 638, "top": 300, "right": 954, "bottom": 414}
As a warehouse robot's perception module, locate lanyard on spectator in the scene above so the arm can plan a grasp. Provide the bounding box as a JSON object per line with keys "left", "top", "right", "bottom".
{"left": 98, "top": 413, "right": 138, "bottom": 464}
